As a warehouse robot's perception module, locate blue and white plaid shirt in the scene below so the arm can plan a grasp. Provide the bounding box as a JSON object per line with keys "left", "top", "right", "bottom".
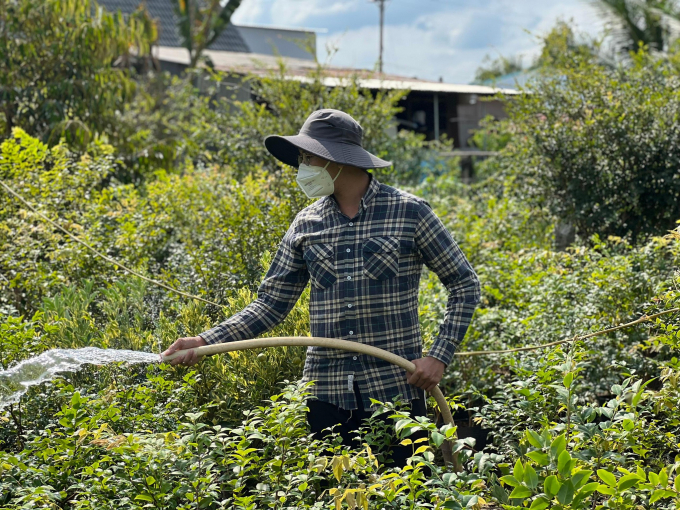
{"left": 200, "top": 175, "right": 481, "bottom": 410}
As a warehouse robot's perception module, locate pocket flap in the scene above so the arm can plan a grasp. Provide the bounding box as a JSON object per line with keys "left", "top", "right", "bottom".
{"left": 303, "top": 243, "right": 334, "bottom": 261}
{"left": 363, "top": 236, "right": 400, "bottom": 254}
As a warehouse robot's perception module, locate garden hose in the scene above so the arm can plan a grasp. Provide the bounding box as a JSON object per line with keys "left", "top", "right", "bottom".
{"left": 161, "top": 336, "right": 461, "bottom": 470}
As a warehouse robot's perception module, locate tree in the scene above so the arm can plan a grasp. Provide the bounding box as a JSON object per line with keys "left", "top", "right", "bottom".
{"left": 590, "top": 0, "right": 680, "bottom": 54}
{"left": 504, "top": 47, "right": 680, "bottom": 242}
{"left": 171, "top": 0, "right": 243, "bottom": 68}
{"left": 0, "top": 0, "right": 156, "bottom": 145}
{"left": 533, "top": 20, "right": 600, "bottom": 69}
{"left": 474, "top": 54, "right": 524, "bottom": 83}
{"left": 473, "top": 20, "right": 599, "bottom": 84}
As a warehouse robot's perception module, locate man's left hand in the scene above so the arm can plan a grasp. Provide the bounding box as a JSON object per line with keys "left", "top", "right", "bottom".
{"left": 406, "top": 356, "right": 446, "bottom": 393}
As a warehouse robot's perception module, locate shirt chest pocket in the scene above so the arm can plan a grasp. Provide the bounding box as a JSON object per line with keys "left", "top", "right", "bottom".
{"left": 303, "top": 243, "right": 337, "bottom": 290}
{"left": 362, "top": 236, "right": 400, "bottom": 281}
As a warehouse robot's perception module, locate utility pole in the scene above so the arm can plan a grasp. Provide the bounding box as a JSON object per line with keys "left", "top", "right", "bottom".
{"left": 371, "top": 0, "right": 386, "bottom": 74}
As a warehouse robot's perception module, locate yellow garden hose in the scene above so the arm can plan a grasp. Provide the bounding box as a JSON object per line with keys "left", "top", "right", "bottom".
{"left": 161, "top": 336, "right": 461, "bottom": 470}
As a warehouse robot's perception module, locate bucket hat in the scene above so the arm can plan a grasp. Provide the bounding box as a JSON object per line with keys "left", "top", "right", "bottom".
{"left": 264, "top": 109, "right": 392, "bottom": 170}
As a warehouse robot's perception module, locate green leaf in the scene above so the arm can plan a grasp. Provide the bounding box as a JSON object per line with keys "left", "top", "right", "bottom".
{"left": 563, "top": 372, "right": 573, "bottom": 388}
{"left": 135, "top": 494, "right": 154, "bottom": 502}
{"left": 526, "top": 451, "right": 550, "bottom": 466}
{"left": 571, "top": 470, "right": 593, "bottom": 489}
{"left": 491, "top": 484, "right": 509, "bottom": 504}
{"left": 550, "top": 434, "right": 566, "bottom": 459}
{"left": 431, "top": 431, "right": 445, "bottom": 447}
{"left": 631, "top": 378, "right": 654, "bottom": 407}
{"left": 513, "top": 459, "right": 525, "bottom": 482}
{"left": 508, "top": 486, "right": 533, "bottom": 499}
{"left": 578, "top": 482, "right": 599, "bottom": 496}
{"left": 529, "top": 497, "right": 550, "bottom": 510}
{"left": 649, "top": 471, "right": 659, "bottom": 486}
{"left": 557, "top": 450, "right": 572, "bottom": 477}
{"left": 659, "top": 468, "right": 668, "bottom": 488}
{"left": 618, "top": 474, "right": 642, "bottom": 491}
{"left": 597, "top": 485, "right": 616, "bottom": 496}
{"left": 650, "top": 489, "right": 668, "bottom": 503}
{"left": 622, "top": 418, "right": 634, "bottom": 431}
{"left": 145, "top": 476, "right": 156, "bottom": 486}
{"left": 557, "top": 480, "right": 574, "bottom": 505}
{"left": 500, "top": 475, "right": 521, "bottom": 487}
{"left": 598, "top": 469, "right": 617, "bottom": 487}
{"left": 445, "top": 426, "right": 458, "bottom": 438}
{"left": 525, "top": 430, "right": 543, "bottom": 448}
{"left": 544, "top": 475, "right": 561, "bottom": 497}
{"left": 395, "top": 419, "right": 410, "bottom": 433}
{"left": 524, "top": 464, "right": 539, "bottom": 489}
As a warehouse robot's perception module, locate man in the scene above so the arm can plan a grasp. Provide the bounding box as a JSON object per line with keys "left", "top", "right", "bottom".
{"left": 162, "top": 109, "right": 481, "bottom": 468}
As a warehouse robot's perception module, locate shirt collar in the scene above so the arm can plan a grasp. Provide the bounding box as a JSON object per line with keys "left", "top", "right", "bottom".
{"left": 326, "top": 173, "right": 381, "bottom": 216}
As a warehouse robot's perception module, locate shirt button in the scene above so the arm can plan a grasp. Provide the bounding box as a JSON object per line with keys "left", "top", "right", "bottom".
{"left": 349, "top": 331, "right": 354, "bottom": 335}
{"left": 352, "top": 356, "right": 358, "bottom": 361}
{"left": 346, "top": 276, "right": 352, "bottom": 280}
{"left": 348, "top": 222, "right": 354, "bottom": 226}
{"left": 346, "top": 248, "right": 351, "bottom": 253}
{"left": 347, "top": 304, "right": 353, "bottom": 308}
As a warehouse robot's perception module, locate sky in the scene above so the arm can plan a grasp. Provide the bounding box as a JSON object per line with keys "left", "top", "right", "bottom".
{"left": 231, "top": 0, "right": 608, "bottom": 84}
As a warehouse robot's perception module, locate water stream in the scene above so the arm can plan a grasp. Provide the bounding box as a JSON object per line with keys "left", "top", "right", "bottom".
{"left": 0, "top": 347, "right": 160, "bottom": 408}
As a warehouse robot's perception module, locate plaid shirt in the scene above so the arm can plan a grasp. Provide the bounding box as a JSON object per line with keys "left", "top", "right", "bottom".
{"left": 200, "top": 175, "right": 481, "bottom": 411}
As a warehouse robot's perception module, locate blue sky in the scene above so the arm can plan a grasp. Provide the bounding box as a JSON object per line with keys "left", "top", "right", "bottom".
{"left": 231, "top": 0, "right": 607, "bottom": 84}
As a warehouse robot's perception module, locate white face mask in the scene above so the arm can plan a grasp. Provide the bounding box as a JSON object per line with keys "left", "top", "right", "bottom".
{"left": 295, "top": 160, "right": 343, "bottom": 198}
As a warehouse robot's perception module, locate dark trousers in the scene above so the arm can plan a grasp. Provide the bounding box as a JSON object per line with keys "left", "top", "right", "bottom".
{"left": 306, "top": 380, "right": 430, "bottom": 472}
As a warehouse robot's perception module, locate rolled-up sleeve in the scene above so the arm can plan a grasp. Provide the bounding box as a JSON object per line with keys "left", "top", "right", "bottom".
{"left": 199, "top": 219, "right": 310, "bottom": 345}
{"left": 415, "top": 201, "right": 481, "bottom": 366}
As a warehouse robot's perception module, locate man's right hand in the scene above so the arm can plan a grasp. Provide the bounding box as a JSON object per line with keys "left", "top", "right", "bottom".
{"left": 161, "top": 336, "right": 207, "bottom": 366}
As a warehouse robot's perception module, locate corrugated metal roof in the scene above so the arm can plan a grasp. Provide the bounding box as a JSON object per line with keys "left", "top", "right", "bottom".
{"left": 235, "top": 26, "right": 316, "bottom": 61}
{"left": 98, "top": 0, "right": 250, "bottom": 52}
{"left": 153, "top": 46, "right": 520, "bottom": 95}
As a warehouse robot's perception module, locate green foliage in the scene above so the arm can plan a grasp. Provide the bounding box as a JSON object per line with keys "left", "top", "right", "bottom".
{"left": 0, "top": 311, "right": 54, "bottom": 370}
{"left": 2, "top": 7, "right": 680, "bottom": 508}
{"left": 0, "top": 129, "right": 118, "bottom": 313}
{"left": 0, "top": 129, "right": 297, "bottom": 315}
{"left": 171, "top": 0, "right": 244, "bottom": 68}
{"left": 474, "top": 54, "right": 524, "bottom": 83}
{"left": 117, "top": 63, "right": 450, "bottom": 187}
{"left": 591, "top": 0, "right": 680, "bottom": 55}
{"left": 532, "top": 20, "right": 600, "bottom": 70}
{"left": 0, "top": 0, "right": 155, "bottom": 145}
{"left": 501, "top": 47, "right": 680, "bottom": 242}
{"left": 0, "top": 380, "right": 487, "bottom": 509}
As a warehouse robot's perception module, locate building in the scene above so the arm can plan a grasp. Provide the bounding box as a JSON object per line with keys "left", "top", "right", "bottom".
{"left": 100, "top": 0, "right": 518, "bottom": 149}
{"left": 99, "top": 0, "right": 316, "bottom": 59}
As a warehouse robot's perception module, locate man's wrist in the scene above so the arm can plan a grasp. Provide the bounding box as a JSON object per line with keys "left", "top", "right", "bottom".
{"left": 426, "top": 354, "right": 448, "bottom": 369}
{"left": 426, "top": 337, "right": 455, "bottom": 367}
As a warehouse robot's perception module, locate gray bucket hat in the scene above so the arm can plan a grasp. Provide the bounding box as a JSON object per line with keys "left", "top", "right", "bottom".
{"left": 264, "top": 109, "right": 392, "bottom": 170}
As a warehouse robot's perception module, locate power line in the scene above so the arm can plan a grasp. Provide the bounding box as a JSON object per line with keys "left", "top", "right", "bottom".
{"left": 369, "top": 0, "right": 387, "bottom": 73}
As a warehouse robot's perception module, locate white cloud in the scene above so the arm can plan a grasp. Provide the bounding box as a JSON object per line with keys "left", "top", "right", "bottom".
{"left": 235, "top": 0, "right": 608, "bottom": 83}
{"left": 231, "top": 0, "right": 264, "bottom": 24}
{"left": 233, "top": 0, "right": 361, "bottom": 27}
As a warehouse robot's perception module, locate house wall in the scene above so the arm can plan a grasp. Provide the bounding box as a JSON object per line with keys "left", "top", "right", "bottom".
{"left": 455, "top": 94, "right": 507, "bottom": 148}
{"left": 395, "top": 91, "right": 507, "bottom": 147}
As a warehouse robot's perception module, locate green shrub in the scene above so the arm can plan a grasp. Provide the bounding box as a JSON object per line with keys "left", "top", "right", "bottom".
{"left": 0, "top": 0, "right": 154, "bottom": 145}
{"left": 116, "top": 64, "right": 456, "bottom": 186}
{"left": 500, "top": 47, "right": 680, "bottom": 242}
